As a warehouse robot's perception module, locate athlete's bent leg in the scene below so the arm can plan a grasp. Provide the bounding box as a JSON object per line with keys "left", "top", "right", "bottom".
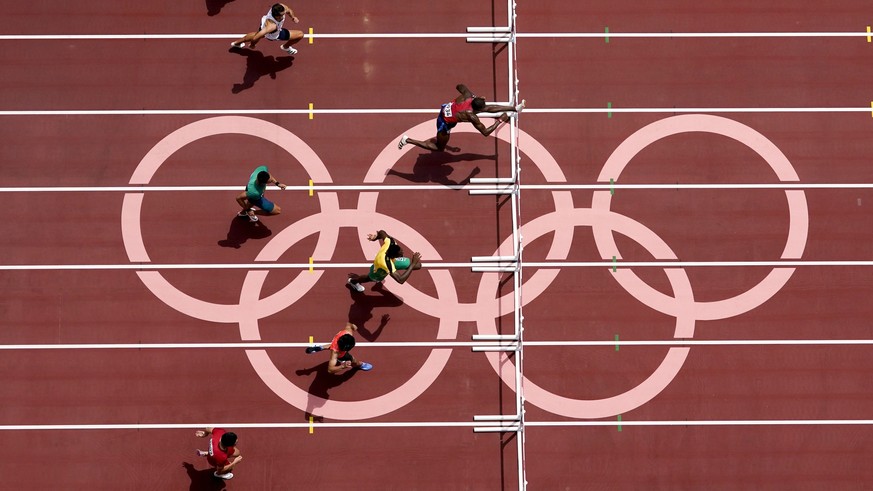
{"left": 347, "top": 272, "right": 372, "bottom": 284}
{"left": 282, "top": 30, "right": 305, "bottom": 49}
{"left": 231, "top": 31, "right": 259, "bottom": 48}
{"left": 236, "top": 192, "right": 251, "bottom": 210}
{"left": 403, "top": 135, "right": 443, "bottom": 152}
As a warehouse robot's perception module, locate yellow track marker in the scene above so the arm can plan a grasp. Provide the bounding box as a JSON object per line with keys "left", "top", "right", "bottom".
{"left": 309, "top": 257, "right": 314, "bottom": 273}
{"left": 308, "top": 27, "right": 314, "bottom": 44}
{"left": 308, "top": 102, "right": 314, "bottom": 120}
{"left": 309, "top": 416, "right": 314, "bottom": 434}
{"left": 867, "top": 26, "right": 871, "bottom": 43}
{"left": 870, "top": 101, "right": 873, "bottom": 118}
{"left": 309, "top": 335, "right": 313, "bottom": 344}
{"left": 308, "top": 178, "right": 314, "bottom": 196}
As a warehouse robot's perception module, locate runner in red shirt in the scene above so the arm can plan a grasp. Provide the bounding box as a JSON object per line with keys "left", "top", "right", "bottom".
{"left": 398, "top": 84, "right": 525, "bottom": 152}
{"left": 194, "top": 427, "right": 243, "bottom": 480}
{"left": 305, "top": 322, "right": 373, "bottom": 373}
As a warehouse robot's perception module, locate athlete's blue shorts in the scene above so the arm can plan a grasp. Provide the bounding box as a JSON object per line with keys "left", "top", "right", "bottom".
{"left": 436, "top": 105, "right": 458, "bottom": 134}
{"left": 249, "top": 195, "right": 275, "bottom": 213}
{"left": 263, "top": 28, "right": 291, "bottom": 41}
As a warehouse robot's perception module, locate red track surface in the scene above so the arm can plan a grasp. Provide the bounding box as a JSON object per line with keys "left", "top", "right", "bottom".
{"left": 2, "top": 1, "right": 873, "bottom": 490}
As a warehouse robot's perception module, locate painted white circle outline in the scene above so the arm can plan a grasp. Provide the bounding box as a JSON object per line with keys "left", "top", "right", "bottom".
{"left": 477, "top": 115, "right": 808, "bottom": 418}
{"left": 122, "top": 116, "right": 462, "bottom": 420}
{"left": 120, "top": 115, "right": 808, "bottom": 420}
{"left": 593, "top": 114, "right": 809, "bottom": 321}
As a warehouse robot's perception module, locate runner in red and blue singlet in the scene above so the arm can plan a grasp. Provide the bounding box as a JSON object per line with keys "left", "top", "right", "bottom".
{"left": 398, "top": 84, "right": 525, "bottom": 152}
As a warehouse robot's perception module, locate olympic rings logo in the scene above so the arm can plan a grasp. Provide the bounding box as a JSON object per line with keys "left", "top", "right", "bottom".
{"left": 121, "top": 114, "right": 807, "bottom": 420}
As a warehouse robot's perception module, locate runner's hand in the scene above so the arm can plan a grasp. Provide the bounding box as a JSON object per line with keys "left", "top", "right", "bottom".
{"left": 367, "top": 233, "right": 378, "bottom": 241}
{"left": 195, "top": 430, "right": 206, "bottom": 438}
{"left": 412, "top": 252, "right": 422, "bottom": 264}
{"left": 278, "top": 183, "right": 287, "bottom": 190}
{"left": 499, "top": 114, "right": 510, "bottom": 123}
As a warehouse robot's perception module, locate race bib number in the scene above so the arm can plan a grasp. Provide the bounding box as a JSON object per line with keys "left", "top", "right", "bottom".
{"left": 442, "top": 105, "right": 453, "bottom": 118}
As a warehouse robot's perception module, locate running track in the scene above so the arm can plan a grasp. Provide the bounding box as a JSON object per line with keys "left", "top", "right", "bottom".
{"left": 1, "top": 1, "right": 873, "bottom": 490}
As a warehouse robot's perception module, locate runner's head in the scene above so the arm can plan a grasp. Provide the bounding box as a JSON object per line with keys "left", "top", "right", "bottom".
{"left": 220, "top": 432, "right": 238, "bottom": 447}
{"left": 257, "top": 171, "right": 270, "bottom": 184}
{"left": 338, "top": 334, "right": 356, "bottom": 351}
{"left": 271, "top": 3, "right": 285, "bottom": 17}
{"left": 386, "top": 243, "right": 403, "bottom": 259}
{"left": 472, "top": 97, "right": 486, "bottom": 111}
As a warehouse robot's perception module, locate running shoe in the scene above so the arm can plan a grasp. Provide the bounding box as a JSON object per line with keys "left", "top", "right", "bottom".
{"left": 230, "top": 41, "right": 245, "bottom": 49}
{"left": 214, "top": 472, "right": 234, "bottom": 480}
{"left": 359, "top": 362, "right": 373, "bottom": 371}
{"left": 305, "top": 346, "right": 323, "bottom": 354}
{"left": 347, "top": 279, "right": 365, "bottom": 292}
{"left": 283, "top": 46, "right": 298, "bottom": 55}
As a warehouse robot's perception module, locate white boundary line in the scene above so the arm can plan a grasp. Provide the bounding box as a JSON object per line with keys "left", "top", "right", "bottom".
{"left": 0, "top": 31, "right": 869, "bottom": 41}
{"left": 536, "top": 107, "right": 873, "bottom": 113}
{"left": 526, "top": 419, "right": 873, "bottom": 427}
{"left": 2, "top": 339, "right": 873, "bottom": 350}
{"left": 2, "top": 419, "right": 873, "bottom": 431}
{"left": 1, "top": 260, "right": 871, "bottom": 272}
{"left": 0, "top": 109, "right": 433, "bottom": 116}
{"left": 0, "top": 107, "right": 870, "bottom": 116}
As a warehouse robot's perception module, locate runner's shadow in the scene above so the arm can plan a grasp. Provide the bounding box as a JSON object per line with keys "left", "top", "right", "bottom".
{"left": 348, "top": 284, "right": 402, "bottom": 340}
{"left": 217, "top": 217, "right": 272, "bottom": 249}
{"left": 182, "top": 462, "right": 227, "bottom": 491}
{"left": 205, "top": 0, "right": 235, "bottom": 16}
{"left": 387, "top": 152, "right": 495, "bottom": 187}
{"left": 229, "top": 48, "right": 295, "bottom": 93}
{"left": 295, "top": 362, "right": 357, "bottom": 421}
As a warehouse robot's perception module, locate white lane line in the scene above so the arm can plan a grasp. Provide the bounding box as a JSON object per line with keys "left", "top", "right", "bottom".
{"left": 534, "top": 107, "right": 873, "bottom": 114}
{"left": 0, "top": 422, "right": 498, "bottom": 431}
{"left": 0, "top": 109, "right": 434, "bottom": 116}
{"left": 522, "top": 183, "right": 873, "bottom": 190}
{"left": 0, "top": 183, "right": 871, "bottom": 193}
{"left": 0, "top": 33, "right": 469, "bottom": 40}
{"left": 2, "top": 339, "right": 873, "bottom": 350}
{"left": 525, "top": 419, "right": 873, "bottom": 427}
{"left": 522, "top": 261, "right": 873, "bottom": 267}
{"left": 519, "top": 31, "right": 872, "bottom": 39}
{"left": 0, "top": 107, "right": 870, "bottom": 116}
{"left": 0, "top": 342, "right": 499, "bottom": 350}
{"left": 0, "top": 31, "right": 869, "bottom": 41}
{"left": 1, "top": 419, "right": 872, "bottom": 431}
{"left": 0, "top": 261, "right": 871, "bottom": 272}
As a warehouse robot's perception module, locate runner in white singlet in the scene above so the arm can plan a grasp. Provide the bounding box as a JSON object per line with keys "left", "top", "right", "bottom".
{"left": 229, "top": 3, "right": 304, "bottom": 55}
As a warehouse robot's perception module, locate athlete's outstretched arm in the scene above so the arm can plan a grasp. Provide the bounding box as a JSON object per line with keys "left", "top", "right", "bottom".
{"left": 469, "top": 113, "right": 510, "bottom": 137}
{"left": 456, "top": 84, "right": 474, "bottom": 98}
{"left": 482, "top": 103, "right": 516, "bottom": 112}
